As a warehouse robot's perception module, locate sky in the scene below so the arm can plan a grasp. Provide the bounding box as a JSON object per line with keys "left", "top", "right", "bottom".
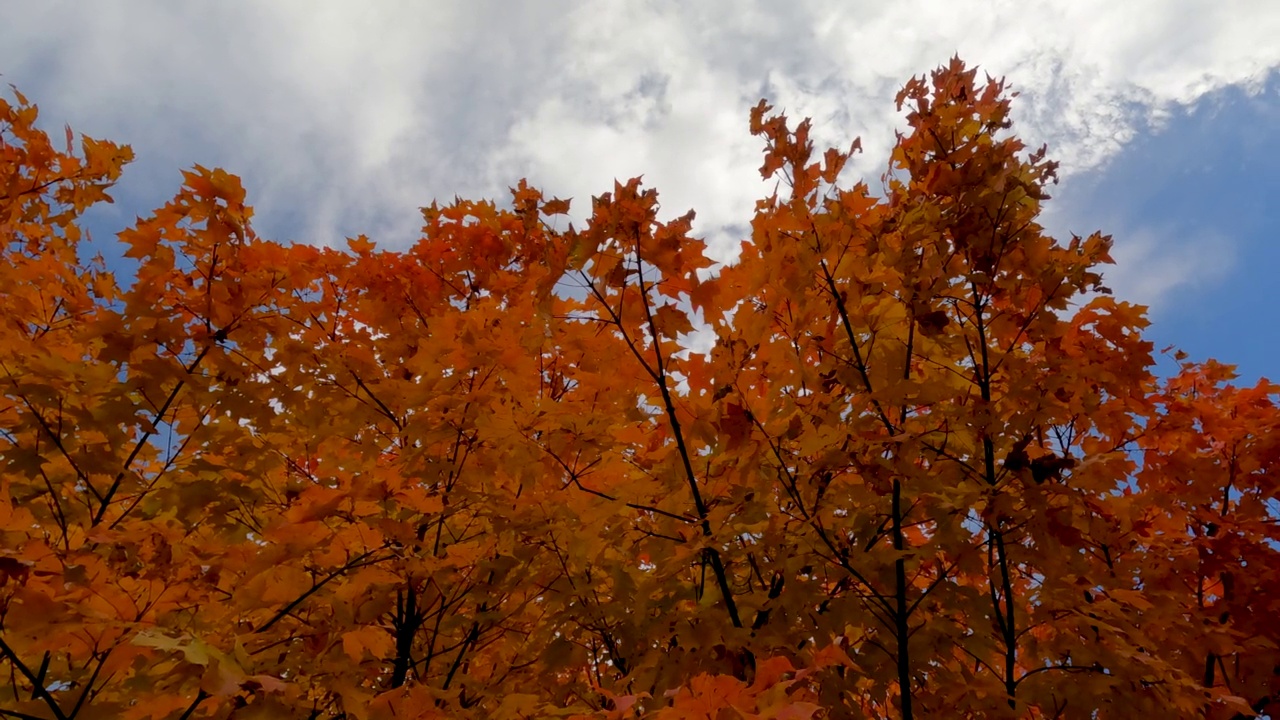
{"left": 2, "top": 0, "right": 1277, "bottom": 382}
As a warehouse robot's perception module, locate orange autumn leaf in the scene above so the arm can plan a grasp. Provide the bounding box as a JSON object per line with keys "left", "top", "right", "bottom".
{"left": 342, "top": 626, "right": 396, "bottom": 662}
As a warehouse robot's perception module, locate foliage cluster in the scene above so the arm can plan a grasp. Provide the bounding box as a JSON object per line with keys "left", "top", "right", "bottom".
{"left": 2, "top": 60, "right": 1278, "bottom": 719}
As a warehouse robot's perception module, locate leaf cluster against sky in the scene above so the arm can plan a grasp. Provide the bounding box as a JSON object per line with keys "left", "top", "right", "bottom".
{"left": 2, "top": 59, "right": 1279, "bottom": 719}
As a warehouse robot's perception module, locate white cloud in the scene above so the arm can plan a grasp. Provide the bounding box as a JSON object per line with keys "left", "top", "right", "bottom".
{"left": 1099, "top": 227, "right": 1236, "bottom": 311}
{"left": 2, "top": 0, "right": 1277, "bottom": 302}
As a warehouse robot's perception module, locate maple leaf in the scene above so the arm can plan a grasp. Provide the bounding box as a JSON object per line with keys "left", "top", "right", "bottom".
{"left": 343, "top": 626, "right": 395, "bottom": 661}
{"left": 542, "top": 196, "right": 572, "bottom": 216}
{"left": 348, "top": 234, "right": 376, "bottom": 254}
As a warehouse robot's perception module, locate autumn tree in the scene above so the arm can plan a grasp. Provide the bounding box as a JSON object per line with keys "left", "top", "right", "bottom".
{"left": 2, "top": 60, "right": 1277, "bottom": 720}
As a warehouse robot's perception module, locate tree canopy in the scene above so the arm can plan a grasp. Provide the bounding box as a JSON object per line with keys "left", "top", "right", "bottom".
{"left": 2, "top": 59, "right": 1278, "bottom": 719}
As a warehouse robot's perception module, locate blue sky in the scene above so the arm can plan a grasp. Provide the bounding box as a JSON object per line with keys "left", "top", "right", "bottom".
{"left": 2, "top": 1, "right": 1277, "bottom": 383}
{"left": 1044, "top": 76, "right": 1279, "bottom": 383}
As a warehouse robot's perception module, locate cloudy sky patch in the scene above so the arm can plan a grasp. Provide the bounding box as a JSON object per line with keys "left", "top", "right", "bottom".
{"left": 3, "top": 0, "right": 1277, "bottom": 377}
